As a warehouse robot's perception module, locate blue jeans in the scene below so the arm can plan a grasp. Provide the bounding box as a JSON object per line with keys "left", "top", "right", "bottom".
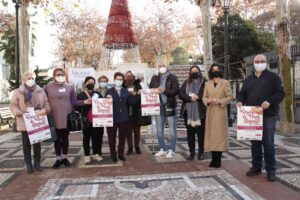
{"left": 154, "top": 107, "right": 177, "bottom": 152}
{"left": 251, "top": 115, "right": 277, "bottom": 173}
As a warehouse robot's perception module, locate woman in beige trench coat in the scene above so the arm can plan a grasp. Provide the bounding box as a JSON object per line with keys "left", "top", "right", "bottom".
{"left": 202, "top": 64, "right": 233, "bottom": 168}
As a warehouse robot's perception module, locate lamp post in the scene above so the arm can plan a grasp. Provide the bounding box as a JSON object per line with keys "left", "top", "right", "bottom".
{"left": 63, "top": 57, "right": 67, "bottom": 69}
{"left": 221, "top": 0, "right": 230, "bottom": 80}
{"left": 12, "top": 0, "right": 22, "bottom": 86}
{"left": 189, "top": 55, "right": 193, "bottom": 66}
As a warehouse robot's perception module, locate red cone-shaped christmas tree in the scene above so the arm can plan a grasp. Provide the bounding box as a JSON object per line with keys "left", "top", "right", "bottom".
{"left": 99, "top": 0, "right": 141, "bottom": 70}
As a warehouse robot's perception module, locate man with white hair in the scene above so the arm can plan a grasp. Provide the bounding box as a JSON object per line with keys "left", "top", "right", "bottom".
{"left": 237, "top": 54, "right": 285, "bottom": 182}
{"left": 149, "top": 62, "right": 179, "bottom": 159}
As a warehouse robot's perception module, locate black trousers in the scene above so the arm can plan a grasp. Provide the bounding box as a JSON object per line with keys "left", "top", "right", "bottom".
{"left": 126, "top": 116, "right": 141, "bottom": 149}
{"left": 82, "top": 124, "right": 104, "bottom": 156}
{"left": 186, "top": 119, "right": 205, "bottom": 155}
{"left": 21, "top": 131, "right": 41, "bottom": 160}
{"left": 54, "top": 129, "right": 69, "bottom": 156}
{"left": 107, "top": 122, "right": 129, "bottom": 157}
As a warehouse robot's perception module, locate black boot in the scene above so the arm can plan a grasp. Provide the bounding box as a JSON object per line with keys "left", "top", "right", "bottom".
{"left": 34, "top": 156, "right": 43, "bottom": 172}
{"left": 188, "top": 152, "right": 195, "bottom": 161}
{"left": 126, "top": 147, "right": 133, "bottom": 155}
{"left": 135, "top": 146, "right": 142, "bottom": 154}
{"left": 209, "top": 152, "right": 216, "bottom": 168}
{"left": 25, "top": 157, "right": 33, "bottom": 174}
{"left": 214, "top": 152, "right": 222, "bottom": 168}
{"left": 198, "top": 152, "right": 204, "bottom": 160}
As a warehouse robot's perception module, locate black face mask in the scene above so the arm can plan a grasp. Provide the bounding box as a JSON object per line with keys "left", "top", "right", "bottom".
{"left": 86, "top": 84, "right": 95, "bottom": 90}
{"left": 212, "top": 71, "right": 221, "bottom": 78}
{"left": 191, "top": 72, "right": 199, "bottom": 79}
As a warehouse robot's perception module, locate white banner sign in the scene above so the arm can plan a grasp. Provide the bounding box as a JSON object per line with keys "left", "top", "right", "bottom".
{"left": 23, "top": 112, "right": 51, "bottom": 144}
{"left": 141, "top": 89, "right": 160, "bottom": 116}
{"left": 92, "top": 98, "right": 113, "bottom": 127}
{"left": 68, "top": 68, "right": 95, "bottom": 90}
{"left": 237, "top": 106, "right": 263, "bottom": 141}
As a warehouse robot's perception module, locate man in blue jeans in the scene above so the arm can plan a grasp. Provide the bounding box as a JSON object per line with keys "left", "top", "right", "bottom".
{"left": 150, "top": 63, "right": 179, "bottom": 159}
{"left": 237, "top": 54, "right": 285, "bottom": 182}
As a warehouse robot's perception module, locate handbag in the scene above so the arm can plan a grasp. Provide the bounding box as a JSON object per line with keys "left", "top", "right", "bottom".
{"left": 67, "top": 110, "right": 83, "bottom": 132}
{"left": 45, "top": 115, "right": 57, "bottom": 142}
{"left": 139, "top": 116, "right": 152, "bottom": 126}
{"left": 162, "top": 102, "right": 175, "bottom": 117}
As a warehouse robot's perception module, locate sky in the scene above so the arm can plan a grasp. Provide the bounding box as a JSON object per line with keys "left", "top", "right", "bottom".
{"left": 2, "top": 0, "right": 199, "bottom": 69}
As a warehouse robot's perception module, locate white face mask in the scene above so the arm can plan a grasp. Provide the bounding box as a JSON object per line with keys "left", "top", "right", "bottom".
{"left": 99, "top": 82, "right": 108, "bottom": 88}
{"left": 254, "top": 63, "right": 267, "bottom": 72}
{"left": 55, "top": 76, "right": 65, "bottom": 83}
{"left": 159, "top": 67, "right": 167, "bottom": 74}
{"left": 115, "top": 80, "right": 123, "bottom": 87}
{"left": 25, "top": 79, "right": 35, "bottom": 88}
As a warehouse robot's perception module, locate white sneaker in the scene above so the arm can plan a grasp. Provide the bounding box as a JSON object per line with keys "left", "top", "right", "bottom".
{"left": 91, "top": 154, "right": 103, "bottom": 161}
{"left": 166, "top": 150, "right": 175, "bottom": 159}
{"left": 154, "top": 149, "right": 166, "bottom": 157}
{"left": 84, "top": 156, "right": 91, "bottom": 164}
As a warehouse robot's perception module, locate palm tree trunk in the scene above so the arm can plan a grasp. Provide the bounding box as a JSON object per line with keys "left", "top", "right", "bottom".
{"left": 276, "top": 0, "right": 295, "bottom": 133}
{"left": 19, "top": 2, "right": 30, "bottom": 76}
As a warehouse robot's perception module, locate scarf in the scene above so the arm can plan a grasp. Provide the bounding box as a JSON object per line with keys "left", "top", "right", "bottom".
{"left": 185, "top": 78, "right": 203, "bottom": 127}
{"left": 20, "top": 84, "right": 42, "bottom": 110}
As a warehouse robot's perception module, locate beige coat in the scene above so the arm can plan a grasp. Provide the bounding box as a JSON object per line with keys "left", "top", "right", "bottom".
{"left": 202, "top": 79, "right": 233, "bottom": 151}
{"left": 10, "top": 84, "right": 51, "bottom": 131}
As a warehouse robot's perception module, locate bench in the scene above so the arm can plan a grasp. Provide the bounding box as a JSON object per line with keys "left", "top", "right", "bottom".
{"left": 0, "top": 107, "right": 14, "bottom": 128}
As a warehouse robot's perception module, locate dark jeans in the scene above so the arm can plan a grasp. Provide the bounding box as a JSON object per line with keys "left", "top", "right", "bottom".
{"left": 186, "top": 119, "right": 205, "bottom": 155}
{"left": 83, "top": 125, "right": 103, "bottom": 156}
{"left": 126, "top": 116, "right": 141, "bottom": 148}
{"left": 54, "top": 128, "right": 70, "bottom": 156}
{"left": 107, "top": 122, "right": 129, "bottom": 157}
{"left": 251, "top": 115, "right": 277, "bottom": 173}
{"left": 21, "top": 131, "right": 41, "bottom": 160}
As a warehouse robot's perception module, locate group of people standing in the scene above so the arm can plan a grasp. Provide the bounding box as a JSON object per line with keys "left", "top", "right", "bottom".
{"left": 10, "top": 53, "right": 285, "bottom": 182}
{"left": 151, "top": 63, "right": 233, "bottom": 169}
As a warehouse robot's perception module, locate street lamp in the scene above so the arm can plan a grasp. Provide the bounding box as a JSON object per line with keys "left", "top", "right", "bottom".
{"left": 12, "top": 0, "right": 22, "bottom": 86}
{"left": 189, "top": 55, "right": 193, "bottom": 65}
{"left": 63, "top": 57, "right": 67, "bottom": 69}
{"left": 221, "top": 0, "right": 231, "bottom": 80}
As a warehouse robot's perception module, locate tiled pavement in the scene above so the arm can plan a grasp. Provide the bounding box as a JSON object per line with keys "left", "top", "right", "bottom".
{"left": 0, "top": 127, "right": 300, "bottom": 199}
{"left": 34, "top": 171, "right": 264, "bottom": 200}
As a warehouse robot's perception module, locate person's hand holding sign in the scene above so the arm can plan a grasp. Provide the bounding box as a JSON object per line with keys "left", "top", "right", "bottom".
{"left": 261, "top": 101, "right": 270, "bottom": 110}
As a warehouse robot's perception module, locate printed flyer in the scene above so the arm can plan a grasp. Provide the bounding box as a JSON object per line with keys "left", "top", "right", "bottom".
{"left": 237, "top": 106, "right": 263, "bottom": 140}
{"left": 141, "top": 89, "right": 160, "bottom": 116}
{"left": 92, "top": 98, "right": 113, "bottom": 127}
{"left": 23, "top": 113, "right": 51, "bottom": 144}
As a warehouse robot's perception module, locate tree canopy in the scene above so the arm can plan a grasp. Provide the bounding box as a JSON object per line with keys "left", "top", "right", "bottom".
{"left": 212, "top": 14, "right": 276, "bottom": 79}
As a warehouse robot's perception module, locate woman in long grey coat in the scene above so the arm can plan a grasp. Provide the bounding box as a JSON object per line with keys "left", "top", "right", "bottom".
{"left": 202, "top": 64, "right": 233, "bottom": 168}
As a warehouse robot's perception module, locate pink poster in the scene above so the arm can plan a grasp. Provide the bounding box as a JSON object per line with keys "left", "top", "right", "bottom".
{"left": 237, "top": 106, "right": 263, "bottom": 141}
{"left": 92, "top": 98, "right": 113, "bottom": 127}
{"left": 23, "top": 113, "right": 51, "bottom": 144}
{"left": 141, "top": 89, "right": 160, "bottom": 116}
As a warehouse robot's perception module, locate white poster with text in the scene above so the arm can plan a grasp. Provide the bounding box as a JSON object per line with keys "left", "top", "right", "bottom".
{"left": 237, "top": 106, "right": 263, "bottom": 141}
{"left": 23, "top": 113, "right": 51, "bottom": 144}
{"left": 141, "top": 89, "right": 160, "bottom": 116}
{"left": 92, "top": 98, "right": 113, "bottom": 127}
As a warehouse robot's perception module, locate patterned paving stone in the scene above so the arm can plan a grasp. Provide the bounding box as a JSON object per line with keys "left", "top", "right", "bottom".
{"left": 0, "top": 158, "right": 25, "bottom": 171}
{"left": 0, "top": 143, "right": 22, "bottom": 149}
{"left": 11, "top": 148, "right": 48, "bottom": 157}
{"left": 34, "top": 171, "right": 264, "bottom": 200}
{"left": 0, "top": 172, "right": 18, "bottom": 189}
{"left": 277, "top": 171, "right": 300, "bottom": 192}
